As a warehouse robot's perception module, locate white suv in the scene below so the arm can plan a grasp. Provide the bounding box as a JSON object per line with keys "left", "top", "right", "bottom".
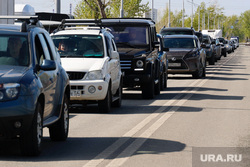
{"left": 51, "top": 20, "right": 122, "bottom": 113}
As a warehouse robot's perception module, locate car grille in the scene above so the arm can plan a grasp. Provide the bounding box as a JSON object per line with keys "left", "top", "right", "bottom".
{"left": 120, "top": 60, "right": 132, "bottom": 70}
{"left": 67, "top": 72, "right": 86, "bottom": 80}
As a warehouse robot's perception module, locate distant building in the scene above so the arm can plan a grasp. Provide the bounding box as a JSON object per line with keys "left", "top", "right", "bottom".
{"left": 0, "top": 0, "right": 14, "bottom": 24}
{"left": 144, "top": 8, "right": 157, "bottom": 22}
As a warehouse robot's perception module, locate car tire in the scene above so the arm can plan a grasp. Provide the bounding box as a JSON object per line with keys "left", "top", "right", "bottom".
{"left": 154, "top": 76, "right": 160, "bottom": 95}
{"left": 164, "top": 73, "right": 168, "bottom": 89}
{"left": 20, "top": 102, "right": 43, "bottom": 156}
{"left": 224, "top": 51, "right": 227, "bottom": 57}
{"left": 160, "top": 73, "right": 164, "bottom": 91}
{"left": 49, "top": 94, "right": 69, "bottom": 141}
{"left": 98, "top": 83, "right": 111, "bottom": 113}
{"left": 208, "top": 54, "right": 215, "bottom": 65}
{"left": 192, "top": 61, "right": 203, "bottom": 79}
{"left": 112, "top": 81, "right": 122, "bottom": 108}
{"left": 142, "top": 75, "right": 155, "bottom": 99}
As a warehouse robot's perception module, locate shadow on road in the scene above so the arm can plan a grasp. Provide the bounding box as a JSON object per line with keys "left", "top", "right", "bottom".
{"left": 0, "top": 137, "right": 186, "bottom": 161}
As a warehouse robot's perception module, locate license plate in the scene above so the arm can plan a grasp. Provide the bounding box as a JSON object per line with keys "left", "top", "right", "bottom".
{"left": 71, "top": 90, "right": 82, "bottom": 97}
{"left": 169, "top": 63, "right": 181, "bottom": 67}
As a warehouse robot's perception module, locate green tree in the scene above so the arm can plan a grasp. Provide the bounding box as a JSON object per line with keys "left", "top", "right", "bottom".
{"left": 240, "top": 10, "right": 250, "bottom": 41}
{"left": 74, "top": 0, "right": 150, "bottom": 19}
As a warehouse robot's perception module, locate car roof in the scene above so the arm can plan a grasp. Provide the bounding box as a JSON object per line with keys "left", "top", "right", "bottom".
{"left": 163, "top": 35, "right": 197, "bottom": 39}
{"left": 161, "top": 27, "right": 194, "bottom": 31}
{"left": 0, "top": 24, "right": 22, "bottom": 32}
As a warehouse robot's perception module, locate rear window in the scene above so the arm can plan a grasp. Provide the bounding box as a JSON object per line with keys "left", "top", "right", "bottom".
{"left": 0, "top": 35, "right": 29, "bottom": 66}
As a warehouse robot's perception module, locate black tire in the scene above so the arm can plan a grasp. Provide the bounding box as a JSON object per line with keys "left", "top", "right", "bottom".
{"left": 98, "top": 83, "right": 111, "bottom": 113}
{"left": 142, "top": 76, "right": 155, "bottom": 99}
{"left": 192, "top": 61, "right": 203, "bottom": 79}
{"left": 154, "top": 77, "right": 160, "bottom": 95}
{"left": 223, "top": 51, "right": 227, "bottom": 57}
{"left": 164, "top": 73, "right": 168, "bottom": 89}
{"left": 20, "top": 102, "right": 43, "bottom": 156}
{"left": 112, "top": 81, "right": 122, "bottom": 108}
{"left": 208, "top": 54, "right": 215, "bottom": 65}
{"left": 49, "top": 95, "right": 69, "bottom": 141}
{"left": 160, "top": 73, "right": 164, "bottom": 91}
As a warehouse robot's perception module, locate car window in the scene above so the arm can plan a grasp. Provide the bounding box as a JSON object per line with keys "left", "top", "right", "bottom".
{"left": 163, "top": 38, "right": 195, "bottom": 48}
{"left": 0, "top": 35, "right": 29, "bottom": 66}
{"left": 51, "top": 35, "right": 104, "bottom": 58}
{"left": 37, "top": 34, "right": 52, "bottom": 60}
{"left": 108, "top": 26, "right": 149, "bottom": 47}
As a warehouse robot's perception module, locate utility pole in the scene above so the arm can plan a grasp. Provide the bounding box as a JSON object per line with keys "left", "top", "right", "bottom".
{"left": 151, "top": 0, "right": 154, "bottom": 20}
{"left": 182, "top": 0, "right": 184, "bottom": 27}
{"left": 168, "top": 0, "right": 171, "bottom": 27}
{"left": 55, "top": 0, "right": 61, "bottom": 13}
{"left": 191, "top": 0, "right": 193, "bottom": 27}
{"left": 198, "top": 6, "right": 200, "bottom": 31}
{"left": 208, "top": 11, "right": 209, "bottom": 29}
{"left": 120, "top": 0, "right": 124, "bottom": 18}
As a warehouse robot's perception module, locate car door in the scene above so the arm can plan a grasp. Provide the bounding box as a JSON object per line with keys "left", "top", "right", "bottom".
{"left": 105, "top": 34, "right": 120, "bottom": 94}
{"left": 34, "top": 33, "right": 58, "bottom": 119}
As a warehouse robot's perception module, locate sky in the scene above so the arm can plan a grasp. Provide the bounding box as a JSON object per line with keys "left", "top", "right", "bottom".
{"left": 15, "top": 0, "right": 250, "bottom": 17}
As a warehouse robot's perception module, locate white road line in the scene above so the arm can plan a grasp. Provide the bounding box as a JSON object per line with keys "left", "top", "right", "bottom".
{"left": 83, "top": 54, "right": 235, "bottom": 167}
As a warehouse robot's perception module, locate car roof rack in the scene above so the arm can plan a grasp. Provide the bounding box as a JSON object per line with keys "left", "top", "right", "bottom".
{"left": 0, "top": 15, "right": 43, "bottom": 32}
{"left": 55, "top": 19, "right": 102, "bottom": 32}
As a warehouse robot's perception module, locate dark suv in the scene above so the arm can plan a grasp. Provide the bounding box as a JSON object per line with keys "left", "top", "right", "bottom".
{"left": 0, "top": 16, "right": 70, "bottom": 156}
{"left": 101, "top": 18, "right": 167, "bottom": 99}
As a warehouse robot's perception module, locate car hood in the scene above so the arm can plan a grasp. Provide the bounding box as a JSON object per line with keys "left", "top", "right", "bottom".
{"left": 0, "top": 65, "right": 28, "bottom": 83}
{"left": 117, "top": 48, "right": 148, "bottom": 59}
{"left": 61, "top": 58, "right": 106, "bottom": 72}
{"left": 167, "top": 48, "right": 196, "bottom": 57}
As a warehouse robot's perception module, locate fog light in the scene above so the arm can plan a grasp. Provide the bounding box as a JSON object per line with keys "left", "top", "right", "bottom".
{"left": 88, "top": 86, "right": 96, "bottom": 94}
{"left": 134, "top": 78, "right": 140, "bottom": 82}
{"left": 14, "top": 121, "right": 22, "bottom": 128}
{"left": 98, "top": 86, "right": 102, "bottom": 90}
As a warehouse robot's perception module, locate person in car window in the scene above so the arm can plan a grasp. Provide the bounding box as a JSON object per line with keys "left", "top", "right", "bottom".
{"left": 0, "top": 37, "right": 22, "bottom": 65}
{"left": 58, "top": 40, "right": 69, "bottom": 52}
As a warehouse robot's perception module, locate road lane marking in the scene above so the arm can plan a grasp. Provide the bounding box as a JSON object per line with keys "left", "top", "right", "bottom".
{"left": 83, "top": 54, "right": 235, "bottom": 167}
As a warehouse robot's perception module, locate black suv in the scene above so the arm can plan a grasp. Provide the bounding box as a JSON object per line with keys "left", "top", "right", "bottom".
{"left": 101, "top": 18, "right": 167, "bottom": 99}
{"left": 0, "top": 16, "right": 70, "bottom": 156}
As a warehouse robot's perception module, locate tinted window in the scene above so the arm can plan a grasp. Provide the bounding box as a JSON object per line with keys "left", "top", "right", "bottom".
{"left": 163, "top": 38, "right": 196, "bottom": 48}
{"left": 161, "top": 29, "right": 194, "bottom": 35}
{"left": 52, "top": 35, "right": 104, "bottom": 58}
{"left": 108, "top": 26, "right": 149, "bottom": 46}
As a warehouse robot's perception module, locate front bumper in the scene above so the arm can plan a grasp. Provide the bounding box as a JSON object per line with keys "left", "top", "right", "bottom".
{"left": 0, "top": 95, "right": 35, "bottom": 139}
{"left": 122, "top": 72, "right": 151, "bottom": 87}
{"left": 70, "top": 80, "right": 109, "bottom": 101}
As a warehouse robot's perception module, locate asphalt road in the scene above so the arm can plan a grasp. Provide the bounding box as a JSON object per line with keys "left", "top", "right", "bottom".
{"left": 1, "top": 45, "right": 250, "bottom": 167}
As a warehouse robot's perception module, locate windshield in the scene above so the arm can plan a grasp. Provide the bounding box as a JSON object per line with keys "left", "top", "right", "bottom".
{"left": 0, "top": 35, "right": 29, "bottom": 66}
{"left": 107, "top": 26, "right": 149, "bottom": 47}
{"left": 163, "top": 38, "right": 196, "bottom": 49}
{"left": 51, "top": 35, "right": 104, "bottom": 58}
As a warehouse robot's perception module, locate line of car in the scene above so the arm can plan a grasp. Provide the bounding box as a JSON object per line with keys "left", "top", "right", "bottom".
{"left": 0, "top": 16, "right": 239, "bottom": 156}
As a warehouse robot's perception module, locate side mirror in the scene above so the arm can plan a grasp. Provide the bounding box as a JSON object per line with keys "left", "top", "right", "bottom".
{"left": 162, "top": 47, "right": 169, "bottom": 52}
{"left": 40, "top": 59, "right": 56, "bottom": 71}
{"left": 110, "top": 51, "right": 119, "bottom": 59}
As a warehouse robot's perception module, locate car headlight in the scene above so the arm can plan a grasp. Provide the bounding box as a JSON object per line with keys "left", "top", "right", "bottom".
{"left": 86, "top": 70, "right": 103, "bottom": 80}
{"left": 0, "top": 83, "right": 20, "bottom": 101}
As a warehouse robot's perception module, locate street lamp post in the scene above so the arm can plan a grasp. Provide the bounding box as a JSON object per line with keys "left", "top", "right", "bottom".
{"left": 182, "top": 0, "right": 184, "bottom": 27}
{"left": 120, "top": 0, "right": 124, "bottom": 18}
{"left": 55, "top": 0, "right": 61, "bottom": 13}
